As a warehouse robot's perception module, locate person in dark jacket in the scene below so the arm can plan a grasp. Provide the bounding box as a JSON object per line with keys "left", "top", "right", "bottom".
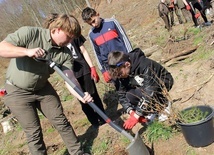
{"left": 108, "top": 48, "right": 174, "bottom": 129}
{"left": 182, "top": 0, "right": 211, "bottom": 27}
{"left": 67, "top": 35, "right": 106, "bottom": 128}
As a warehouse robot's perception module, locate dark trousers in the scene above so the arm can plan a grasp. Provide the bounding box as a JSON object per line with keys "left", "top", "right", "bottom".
{"left": 126, "top": 88, "right": 169, "bottom": 106}
{"left": 189, "top": 2, "right": 208, "bottom": 26}
{"left": 77, "top": 73, "right": 105, "bottom": 126}
{"left": 4, "top": 82, "right": 82, "bottom": 155}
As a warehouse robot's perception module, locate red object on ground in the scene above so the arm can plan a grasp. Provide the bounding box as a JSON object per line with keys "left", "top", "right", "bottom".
{"left": 0, "top": 89, "right": 7, "bottom": 96}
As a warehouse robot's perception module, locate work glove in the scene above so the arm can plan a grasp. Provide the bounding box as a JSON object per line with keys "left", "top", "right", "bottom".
{"left": 168, "top": 3, "right": 174, "bottom": 8}
{"left": 90, "top": 66, "right": 100, "bottom": 83}
{"left": 123, "top": 111, "right": 139, "bottom": 129}
{"left": 102, "top": 71, "right": 111, "bottom": 83}
{"left": 194, "top": 12, "right": 200, "bottom": 18}
{"left": 186, "top": 5, "right": 191, "bottom": 11}
{"left": 130, "top": 111, "right": 148, "bottom": 123}
{"left": 139, "top": 116, "right": 148, "bottom": 123}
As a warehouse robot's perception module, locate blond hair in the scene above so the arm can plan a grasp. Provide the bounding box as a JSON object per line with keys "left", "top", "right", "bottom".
{"left": 43, "top": 13, "right": 81, "bottom": 38}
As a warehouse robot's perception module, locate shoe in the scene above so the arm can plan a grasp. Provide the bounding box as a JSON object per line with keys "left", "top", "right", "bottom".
{"left": 194, "top": 24, "right": 200, "bottom": 28}
{"left": 179, "top": 21, "right": 183, "bottom": 24}
{"left": 171, "top": 23, "right": 175, "bottom": 26}
{"left": 205, "top": 9, "right": 211, "bottom": 15}
{"left": 204, "top": 21, "right": 211, "bottom": 26}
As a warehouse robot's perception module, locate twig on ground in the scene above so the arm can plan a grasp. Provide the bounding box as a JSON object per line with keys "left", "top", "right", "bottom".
{"left": 179, "top": 73, "right": 214, "bottom": 103}
{"left": 165, "top": 55, "right": 190, "bottom": 67}
{"left": 161, "top": 45, "right": 199, "bottom": 63}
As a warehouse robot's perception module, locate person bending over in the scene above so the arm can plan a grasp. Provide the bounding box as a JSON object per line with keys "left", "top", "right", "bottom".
{"left": 108, "top": 48, "right": 174, "bottom": 129}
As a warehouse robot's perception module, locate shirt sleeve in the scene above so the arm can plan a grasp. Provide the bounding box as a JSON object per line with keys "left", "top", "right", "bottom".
{"left": 112, "top": 18, "right": 133, "bottom": 53}
{"left": 116, "top": 79, "right": 135, "bottom": 114}
{"left": 52, "top": 47, "right": 73, "bottom": 72}
{"left": 88, "top": 33, "right": 105, "bottom": 72}
{"left": 4, "top": 26, "right": 34, "bottom": 47}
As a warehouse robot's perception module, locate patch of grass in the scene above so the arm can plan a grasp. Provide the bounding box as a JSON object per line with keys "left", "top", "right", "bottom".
{"left": 0, "top": 149, "right": 10, "bottom": 155}
{"left": 45, "top": 127, "right": 55, "bottom": 133}
{"left": 193, "top": 36, "right": 203, "bottom": 45}
{"left": 186, "top": 27, "right": 205, "bottom": 46}
{"left": 0, "top": 129, "right": 26, "bottom": 155}
{"left": 38, "top": 111, "right": 45, "bottom": 119}
{"left": 156, "top": 33, "right": 168, "bottom": 46}
{"left": 91, "top": 138, "right": 110, "bottom": 154}
{"left": 187, "top": 27, "right": 201, "bottom": 35}
{"left": 144, "top": 121, "right": 174, "bottom": 143}
{"left": 61, "top": 94, "right": 73, "bottom": 101}
{"left": 186, "top": 147, "right": 196, "bottom": 155}
{"left": 0, "top": 136, "right": 12, "bottom": 155}
{"left": 119, "top": 135, "right": 130, "bottom": 145}
{"left": 191, "top": 47, "right": 214, "bottom": 62}
{"left": 51, "top": 147, "right": 67, "bottom": 155}
{"left": 15, "top": 124, "right": 23, "bottom": 132}
{"left": 18, "top": 141, "right": 27, "bottom": 148}
{"left": 73, "top": 117, "right": 90, "bottom": 128}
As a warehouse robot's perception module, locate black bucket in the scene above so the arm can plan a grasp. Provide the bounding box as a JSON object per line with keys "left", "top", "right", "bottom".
{"left": 178, "top": 105, "right": 214, "bottom": 147}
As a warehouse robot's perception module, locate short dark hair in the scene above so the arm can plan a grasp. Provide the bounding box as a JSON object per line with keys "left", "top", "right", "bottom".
{"left": 108, "top": 51, "right": 130, "bottom": 67}
{"left": 108, "top": 51, "right": 130, "bottom": 79}
{"left": 82, "top": 7, "right": 97, "bottom": 22}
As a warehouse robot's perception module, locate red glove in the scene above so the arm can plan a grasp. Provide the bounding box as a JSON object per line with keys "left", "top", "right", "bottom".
{"left": 168, "top": 3, "right": 174, "bottom": 8}
{"left": 139, "top": 116, "right": 148, "bottom": 123}
{"left": 186, "top": 5, "right": 191, "bottom": 11}
{"left": 0, "top": 89, "right": 6, "bottom": 96}
{"left": 90, "top": 66, "right": 99, "bottom": 83}
{"left": 194, "top": 13, "right": 200, "bottom": 18}
{"left": 123, "top": 111, "right": 139, "bottom": 129}
{"left": 102, "top": 71, "right": 111, "bottom": 83}
{"left": 130, "top": 111, "right": 148, "bottom": 123}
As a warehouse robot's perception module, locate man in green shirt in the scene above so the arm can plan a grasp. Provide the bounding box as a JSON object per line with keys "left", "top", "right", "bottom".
{"left": 0, "top": 13, "right": 91, "bottom": 155}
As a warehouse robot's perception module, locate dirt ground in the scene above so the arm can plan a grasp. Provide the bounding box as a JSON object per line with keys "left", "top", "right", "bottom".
{"left": 0, "top": 0, "right": 214, "bottom": 155}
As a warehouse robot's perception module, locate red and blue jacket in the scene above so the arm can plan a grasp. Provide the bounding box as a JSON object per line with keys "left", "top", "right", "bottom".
{"left": 88, "top": 18, "right": 133, "bottom": 73}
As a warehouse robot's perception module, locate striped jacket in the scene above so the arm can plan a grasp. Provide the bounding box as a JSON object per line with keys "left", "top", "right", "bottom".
{"left": 88, "top": 18, "right": 132, "bottom": 73}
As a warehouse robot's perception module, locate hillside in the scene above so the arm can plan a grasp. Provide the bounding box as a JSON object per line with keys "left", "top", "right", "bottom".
{"left": 0, "top": 0, "right": 214, "bottom": 155}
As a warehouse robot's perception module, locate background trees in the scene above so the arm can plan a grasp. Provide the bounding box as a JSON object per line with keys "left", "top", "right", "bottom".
{"left": 0, "top": 0, "right": 105, "bottom": 40}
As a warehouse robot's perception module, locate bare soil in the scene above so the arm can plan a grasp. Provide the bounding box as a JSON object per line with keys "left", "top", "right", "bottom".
{"left": 0, "top": 0, "right": 214, "bottom": 155}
